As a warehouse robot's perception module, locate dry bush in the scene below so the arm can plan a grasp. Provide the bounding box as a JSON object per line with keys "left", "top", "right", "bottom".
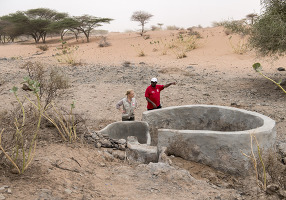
{"left": 229, "top": 36, "right": 249, "bottom": 55}
{"left": 143, "top": 34, "right": 150, "bottom": 40}
{"left": 187, "top": 28, "right": 202, "bottom": 38}
{"left": 42, "top": 102, "right": 87, "bottom": 143}
{"left": 21, "top": 62, "right": 69, "bottom": 109}
{"left": 122, "top": 61, "right": 131, "bottom": 67}
{"left": 98, "top": 36, "right": 111, "bottom": 47}
{"left": 151, "top": 25, "right": 159, "bottom": 31}
{"left": 170, "top": 34, "right": 199, "bottom": 59}
{"left": 37, "top": 45, "right": 49, "bottom": 51}
{"left": 166, "top": 25, "right": 180, "bottom": 30}
{"left": 131, "top": 44, "right": 146, "bottom": 57}
{"left": 54, "top": 42, "right": 81, "bottom": 65}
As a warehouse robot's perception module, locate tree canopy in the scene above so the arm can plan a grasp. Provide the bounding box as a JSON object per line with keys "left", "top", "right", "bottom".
{"left": 249, "top": 0, "right": 286, "bottom": 56}
{"left": 0, "top": 8, "right": 113, "bottom": 43}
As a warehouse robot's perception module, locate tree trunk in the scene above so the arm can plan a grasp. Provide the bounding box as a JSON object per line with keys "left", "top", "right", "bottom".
{"left": 83, "top": 31, "right": 89, "bottom": 42}
{"left": 141, "top": 24, "right": 144, "bottom": 36}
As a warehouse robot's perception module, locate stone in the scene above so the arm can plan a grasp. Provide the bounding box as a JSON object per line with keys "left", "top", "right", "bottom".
{"left": 112, "top": 150, "right": 126, "bottom": 160}
{"left": 126, "top": 136, "right": 158, "bottom": 164}
{"left": 266, "top": 184, "right": 280, "bottom": 195}
{"left": 101, "top": 139, "right": 112, "bottom": 148}
{"left": 94, "top": 142, "right": 101, "bottom": 148}
{"left": 277, "top": 67, "right": 285, "bottom": 71}
{"left": 117, "top": 139, "right": 126, "bottom": 144}
{"left": 158, "top": 146, "right": 172, "bottom": 165}
{"left": 22, "top": 84, "right": 32, "bottom": 91}
{"left": 277, "top": 142, "right": 286, "bottom": 157}
{"left": 0, "top": 194, "right": 5, "bottom": 200}
{"left": 64, "top": 189, "right": 72, "bottom": 194}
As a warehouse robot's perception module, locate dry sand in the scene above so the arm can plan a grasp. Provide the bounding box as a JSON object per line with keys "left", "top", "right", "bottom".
{"left": 0, "top": 27, "right": 285, "bottom": 199}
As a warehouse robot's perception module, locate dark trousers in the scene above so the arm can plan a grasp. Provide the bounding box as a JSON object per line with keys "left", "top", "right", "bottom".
{"left": 122, "top": 116, "right": 135, "bottom": 121}
{"left": 148, "top": 104, "right": 162, "bottom": 111}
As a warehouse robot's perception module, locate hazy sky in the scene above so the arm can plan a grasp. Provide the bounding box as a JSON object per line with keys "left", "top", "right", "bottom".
{"left": 0, "top": 0, "right": 262, "bottom": 32}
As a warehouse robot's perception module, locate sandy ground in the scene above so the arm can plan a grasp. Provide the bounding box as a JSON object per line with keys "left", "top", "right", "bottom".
{"left": 0, "top": 27, "right": 285, "bottom": 199}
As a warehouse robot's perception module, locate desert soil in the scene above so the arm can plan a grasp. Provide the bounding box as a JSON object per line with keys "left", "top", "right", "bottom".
{"left": 0, "top": 27, "right": 285, "bottom": 200}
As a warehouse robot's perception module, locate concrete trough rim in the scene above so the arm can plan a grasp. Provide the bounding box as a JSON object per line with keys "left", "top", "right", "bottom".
{"left": 99, "top": 121, "right": 151, "bottom": 145}
{"left": 144, "top": 104, "right": 275, "bottom": 134}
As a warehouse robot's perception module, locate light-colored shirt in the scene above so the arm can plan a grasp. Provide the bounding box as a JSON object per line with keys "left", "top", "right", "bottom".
{"left": 116, "top": 97, "right": 137, "bottom": 119}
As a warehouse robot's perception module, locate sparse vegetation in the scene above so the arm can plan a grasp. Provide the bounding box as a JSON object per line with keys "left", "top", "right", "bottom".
{"left": 150, "top": 39, "right": 169, "bottom": 55}
{"left": 253, "top": 63, "right": 286, "bottom": 94}
{"left": 21, "top": 61, "right": 69, "bottom": 109}
{"left": 54, "top": 41, "right": 80, "bottom": 65}
{"left": 131, "top": 44, "right": 146, "bottom": 57}
{"left": 229, "top": 36, "right": 249, "bottom": 54}
{"left": 170, "top": 34, "right": 199, "bottom": 59}
{"left": 42, "top": 102, "right": 77, "bottom": 143}
{"left": 0, "top": 78, "right": 42, "bottom": 174}
{"left": 187, "top": 27, "right": 202, "bottom": 38}
{"left": 241, "top": 133, "right": 267, "bottom": 191}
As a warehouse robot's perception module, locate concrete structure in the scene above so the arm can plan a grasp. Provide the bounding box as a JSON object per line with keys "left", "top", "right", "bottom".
{"left": 98, "top": 121, "right": 151, "bottom": 145}
{"left": 142, "top": 105, "right": 276, "bottom": 175}
{"left": 126, "top": 136, "right": 158, "bottom": 164}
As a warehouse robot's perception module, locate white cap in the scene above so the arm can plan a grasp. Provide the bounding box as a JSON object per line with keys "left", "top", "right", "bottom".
{"left": 151, "top": 77, "right": 157, "bottom": 82}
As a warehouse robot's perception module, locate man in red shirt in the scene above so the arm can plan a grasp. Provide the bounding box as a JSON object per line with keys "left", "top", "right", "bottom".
{"left": 145, "top": 77, "right": 176, "bottom": 110}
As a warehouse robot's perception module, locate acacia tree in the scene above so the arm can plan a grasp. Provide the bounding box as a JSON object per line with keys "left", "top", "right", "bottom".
{"left": 48, "top": 17, "right": 80, "bottom": 40}
{"left": 24, "top": 8, "right": 68, "bottom": 43}
{"left": 131, "top": 11, "right": 153, "bottom": 36}
{"left": 246, "top": 13, "right": 258, "bottom": 25}
{"left": 73, "top": 15, "right": 113, "bottom": 42}
{"left": 249, "top": 0, "right": 286, "bottom": 56}
{"left": 0, "top": 12, "right": 28, "bottom": 43}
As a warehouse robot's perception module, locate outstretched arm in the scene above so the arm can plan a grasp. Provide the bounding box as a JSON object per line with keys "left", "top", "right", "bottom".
{"left": 163, "top": 82, "right": 176, "bottom": 89}
{"left": 146, "top": 97, "right": 157, "bottom": 109}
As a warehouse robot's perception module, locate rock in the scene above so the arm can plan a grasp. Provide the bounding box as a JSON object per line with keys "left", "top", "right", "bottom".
{"left": 6, "top": 189, "right": 11, "bottom": 194}
{"left": 277, "top": 67, "right": 285, "bottom": 71}
{"left": 10, "top": 168, "right": 19, "bottom": 174}
{"left": 99, "top": 162, "right": 106, "bottom": 167}
{"left": 64, "top": 189, "right": 72, "bottom": 194}
{"left": 282, "top": 157, "right": 286, "bottom": 165}
{"left": 117, "top": 139, "right": 126, "bottom": 144}
{"left": 91, "top": 132, "right": 99, "bottom": 140}
{"left": 101, "top": 139, "right": 112, "bottom": 148}
{"left": 22, "top": 84, "right": 32, "bottom": 91}
{"left": 277, "top": 142, "right": 286, "bottom": 157}
{"left": 158, "top": 146, "right": 172, "bottom": 165}
{"left": 278, "top": 189, "right": 286, "bottom": 198}
{"left": 112, "top": 150, "right": 126, "bottom": 160}
{"left": 0, "top": 194, "right": 5, "bottom": 200}
{"left": 94, "top": 142, "right": 101, "bottom": 148}
{"left": 266, "top": 184, "right": 280, "bottom": 195}
{"left": 118, "top": 144, "right": 126, "bottom": 150}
